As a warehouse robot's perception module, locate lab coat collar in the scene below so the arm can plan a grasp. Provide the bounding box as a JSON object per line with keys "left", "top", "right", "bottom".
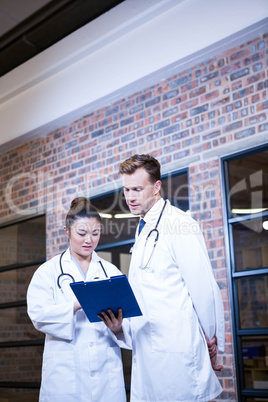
{"left": 136, "top": 198, "right": 168, "bottom": 241}
{"left": 61, "top": 248, "right": 100, "bottom": 263}
{"left": 60, "top": 248, "right": 103, "bottom": 281}
{"left": 61, "top": 248, "right": 72, "bottom": 262}
{"left": 143, "top": 198, "right": 167, "bottom": 225}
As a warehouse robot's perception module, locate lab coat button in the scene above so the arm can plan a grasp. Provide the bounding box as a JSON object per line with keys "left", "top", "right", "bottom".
{"left": 91, "top": 371, "right": 95, "bottom": 377}
{"left": 89, "top": 342, "right": 94, "bottom": 347}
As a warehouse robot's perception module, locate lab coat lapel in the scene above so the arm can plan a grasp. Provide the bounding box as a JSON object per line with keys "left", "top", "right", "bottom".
{"left": 86, "top": 252, "right": 106, "bottom": 281}
{"left": 61, "top": 249, "right": 84, "bottom": 282}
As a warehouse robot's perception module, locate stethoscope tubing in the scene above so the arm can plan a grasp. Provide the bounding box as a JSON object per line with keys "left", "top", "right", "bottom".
{"left": 57, "top": 250, "right": 108, "bottom": 289}
{"left": 139, "top": 200, "right": 167, "bottom": 269}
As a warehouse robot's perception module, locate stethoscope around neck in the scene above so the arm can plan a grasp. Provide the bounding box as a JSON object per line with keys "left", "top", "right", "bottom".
{"left": 57, "top": 250, "right": 108, "bottom": 289}
{"left": 139, "top": 200, "right": 167, "bottom": 270}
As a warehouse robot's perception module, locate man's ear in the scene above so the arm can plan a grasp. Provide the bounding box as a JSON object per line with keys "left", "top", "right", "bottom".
{"left": 154, "top": 180, "right": 162, "bottom": 195}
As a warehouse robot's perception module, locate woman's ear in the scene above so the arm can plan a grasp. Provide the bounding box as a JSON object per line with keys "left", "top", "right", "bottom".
{"left": 63, "top": 226, "right": 69, "bottom": 239}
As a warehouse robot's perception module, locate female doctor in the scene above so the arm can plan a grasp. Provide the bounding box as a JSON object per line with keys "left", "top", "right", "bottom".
{"left": 27, "top": 197, "right": 126, "bottom": 402}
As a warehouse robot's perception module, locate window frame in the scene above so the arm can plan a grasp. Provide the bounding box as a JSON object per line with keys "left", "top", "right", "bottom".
{"left": 0, "top": 214, "right": 46, "bottom": 391}
{"left": 221, "top": 144, "right": 268, "bottom": 401}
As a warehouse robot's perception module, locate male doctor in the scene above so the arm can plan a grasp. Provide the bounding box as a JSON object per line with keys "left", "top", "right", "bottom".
{"left": 100, "top": 154, "right": 225, "bottom": 402}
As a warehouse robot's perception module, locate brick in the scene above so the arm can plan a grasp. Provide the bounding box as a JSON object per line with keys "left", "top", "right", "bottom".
{"left": 200, "top": 71, "right": 219, "bottom": 82}
{"left": 120, "top": 117, "right": 134, "bottom": 127}
{"left": 259, "top": 122, "right": 268, "bottom": 132}
{"left": 163, "top": 89, "right": 179, "bottom": 100}
{"left": 234, "top": 127, "right": 255, "bottom": 139}
{"left": 129, "top": 104, "right": 144, "bottom": 114}
{"left": 230, "top": 49, "right": 250, "bottom": 61}
{"left": 145, "top": 96, "right": 161, "bottom": 107}
{"left": 201, "top": 90, "right": 220, "bottom": 102}
{"left": 154, "top": 120, "right": 170, "bottom": 130}
{"left": 203, "top": 130, "right": 221, "bottom": 140}
{"left": 170, "top": 76, "right": 188, "bottom": 88}
{"left": 190, "top": 104, "right": 209, "bottom": 116}
{"left": 230, "top": 67, "right": 249, "bottom": 81}
{"left": 164, "top": 124, "right": 180, "bottom": 135}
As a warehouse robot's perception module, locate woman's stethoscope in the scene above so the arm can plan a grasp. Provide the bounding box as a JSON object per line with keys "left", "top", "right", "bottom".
{"left": 57, "top": 250, "right": 108, "bottom": 289}
{"left": 139, "top": 200, "right": 167, "bottom": 270}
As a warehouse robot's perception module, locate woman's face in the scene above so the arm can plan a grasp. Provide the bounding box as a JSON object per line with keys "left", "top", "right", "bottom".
{"left": 64, "top": 217, "right": 101, "bottom": 260}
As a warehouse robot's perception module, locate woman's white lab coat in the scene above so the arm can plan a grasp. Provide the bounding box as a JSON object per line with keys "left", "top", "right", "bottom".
{"left": 27, "top": 249, "right": 126, "bottom": 402}
{"left": 119, "top": 198, "right": 224, "bottom": 402}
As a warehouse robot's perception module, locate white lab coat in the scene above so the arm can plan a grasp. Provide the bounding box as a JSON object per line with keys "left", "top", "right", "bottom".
{"left": 27, "top": 249, "right": 126, "bottom": 402}
{"left": 118, "top": 198, "right": 225, "bottom": 402}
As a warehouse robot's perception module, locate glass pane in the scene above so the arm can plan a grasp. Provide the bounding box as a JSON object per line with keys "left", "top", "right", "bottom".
{"left": 0, "top": 216, "right": 46, "bottom": 267}
{"left": 0, "top": 305, "right": 45, "bottom": 343}
{"left": 242, "top": 336, "right": 268, "bottom": 390}
{"left": 0, "top": 345, "right": 43, "bottom": 382}
{"left": 161, "top": 171, "right": 189, "bottom": 212}
{"left": 246, "top": 399, "right": 268, "bottom": 402}
{"left": 237, "top": 275, "right": 268, "bottom": 329}
{"left": 0, "top": 264, "right": 39, "bottom": 304}
{"left": 97, "top": 244, "right": 133, "bottom": 275}
{"left": 232, "top": 217, "right": 268, "bottom": 271}
{"left": 92, "top": 172, "right": 189, "bottom": 245}
{"left": 91, "top": 191, "right": 138, "bottom": 245}
{"left": 228, "top": 149, "right": 268, "bottom": 218}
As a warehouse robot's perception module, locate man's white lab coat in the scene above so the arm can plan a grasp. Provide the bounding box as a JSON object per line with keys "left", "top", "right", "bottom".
{"left": 27, "top": 249, "right": 126, "bottom": 402}
{"left": 119, "top": 198, "right": 225, "bottom": 402}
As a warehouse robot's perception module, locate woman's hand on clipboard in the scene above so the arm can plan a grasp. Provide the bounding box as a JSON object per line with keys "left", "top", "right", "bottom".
{"left": 73, "top": 301, "right": 82, "bottom": 313}
{"left": 98, "top": 308, "right": 123, "bottom": 335}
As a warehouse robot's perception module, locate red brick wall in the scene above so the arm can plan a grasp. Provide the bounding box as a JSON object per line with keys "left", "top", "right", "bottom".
{"left": 0, "top": 32, "right": 267, "bottom": 400}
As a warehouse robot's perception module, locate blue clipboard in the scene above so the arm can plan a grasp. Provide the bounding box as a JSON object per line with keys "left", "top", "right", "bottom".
{"left": 70, "top": 274, "right": 142, "bottom": 323}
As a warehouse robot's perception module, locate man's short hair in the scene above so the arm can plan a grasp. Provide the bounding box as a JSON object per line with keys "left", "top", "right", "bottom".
{"left": 119, "top": 154, "right": 161, "bottom": 183}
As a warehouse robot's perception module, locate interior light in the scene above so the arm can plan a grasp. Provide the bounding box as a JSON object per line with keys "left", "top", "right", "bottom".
{"left": 263, "top": 221, "right": 268, "bottom": 230}
{"left": 99, "top": 213, "right": 112, "bottom": 219}
{"left": 231, "top": 208, "right": 268, "bottom": 214}
{"left": 114, "top": 213, "right": 137, "bottom": 219}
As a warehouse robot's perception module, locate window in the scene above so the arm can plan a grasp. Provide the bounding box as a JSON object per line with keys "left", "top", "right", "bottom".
{"left": 223, "top": 146, "right": 268, "bottom": 401}
{"left": 91, "top": 169, "right": 189, "bottom": 397}
{"left": 0, "top": 216, "right": 46, "bottom": 401}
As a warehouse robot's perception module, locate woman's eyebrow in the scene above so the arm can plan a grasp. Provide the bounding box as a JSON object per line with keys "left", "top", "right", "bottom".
{"left": 76, "top": 228, "right": 87, "bottom": 233}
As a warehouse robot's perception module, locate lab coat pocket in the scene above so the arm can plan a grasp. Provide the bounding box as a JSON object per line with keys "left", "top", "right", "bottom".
{"left": 41, "top": 351, "right": 76, "bottom": 395}
{"left": 149, "top": 308, "right": 191, "bottom": 353}
{"left": 107, "top": 346, "right": 125, "bottom": 388}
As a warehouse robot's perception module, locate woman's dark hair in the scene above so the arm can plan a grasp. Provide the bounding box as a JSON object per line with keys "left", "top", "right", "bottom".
{"left": 65, "top": 197, "right": 101, "bottom": 231}
{"left": 119, "top": 154, "right": 161, "bottom": 183}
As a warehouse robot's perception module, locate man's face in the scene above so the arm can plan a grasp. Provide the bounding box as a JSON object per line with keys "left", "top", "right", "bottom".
{"left": 122, "top": 168, "right": 161, "bottom": 217}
